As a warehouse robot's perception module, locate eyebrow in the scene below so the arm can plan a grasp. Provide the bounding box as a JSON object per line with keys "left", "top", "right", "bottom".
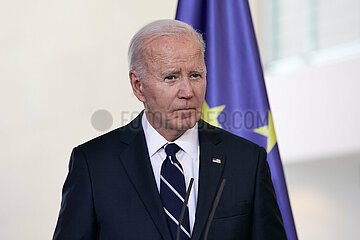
{"left": 191, "top": 69, "right": 206, "bottom": 74}
{"left": 161, "top": 68, "right": 206, "bottom": 77}
{"left": 161, "top": 70, "right": 181, "bottom": 78}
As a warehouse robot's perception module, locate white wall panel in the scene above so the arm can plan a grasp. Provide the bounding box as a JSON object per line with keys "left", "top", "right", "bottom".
{"left": 265, "top": 53, "right": 360, "bottom": 162}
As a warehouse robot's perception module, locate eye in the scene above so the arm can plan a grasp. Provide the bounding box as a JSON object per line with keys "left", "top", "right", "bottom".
{"left": 165, "top": 75, "right": 176, "bottom": 81}
{"left": 190, "top": 73, "right": 201, "bottom": 79}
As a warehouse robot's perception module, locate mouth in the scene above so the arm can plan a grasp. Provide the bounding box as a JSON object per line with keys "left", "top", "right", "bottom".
{"left": 173, "top": 108, "right": 197, "bottom": 114}
{"left": 174, "top": 107, "right": 197, "bottom": 111}
{"left": 173, "top": 108, "right": 199, "bottom": 118}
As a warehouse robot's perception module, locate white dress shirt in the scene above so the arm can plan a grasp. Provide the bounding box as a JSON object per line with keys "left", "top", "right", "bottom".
{"left": 142, "top": 113, "right": 199, "bottom": 234}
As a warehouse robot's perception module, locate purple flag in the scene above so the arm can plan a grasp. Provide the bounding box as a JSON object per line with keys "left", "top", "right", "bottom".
{"left": 176, "top": 0, "right": 298, "bottom": 239}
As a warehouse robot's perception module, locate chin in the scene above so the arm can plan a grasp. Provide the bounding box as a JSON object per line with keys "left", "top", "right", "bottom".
{"left": 166, "top": 109, "right": 201, "bottom": 131}
{"left": 173, "top": 116, "right": 198, "bottom": 131}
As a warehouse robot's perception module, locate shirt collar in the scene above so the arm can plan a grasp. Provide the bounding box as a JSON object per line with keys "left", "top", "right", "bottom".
{"left": 142, "top": 113, "right": 199, "bottom": 158}
{"left": 173, "top": 122, "right": 198, "bottom": 160}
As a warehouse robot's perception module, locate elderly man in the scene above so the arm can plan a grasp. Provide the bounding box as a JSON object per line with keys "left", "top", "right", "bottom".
{"left": 53, "top": 20, "right": 286, "bottom": 240}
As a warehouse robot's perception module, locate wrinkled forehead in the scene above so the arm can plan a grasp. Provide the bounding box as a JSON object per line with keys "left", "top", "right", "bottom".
{"left": 144, "top": 34, "right": 204, "bottom": 63}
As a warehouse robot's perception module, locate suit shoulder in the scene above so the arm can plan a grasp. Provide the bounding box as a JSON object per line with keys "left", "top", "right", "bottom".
{"left": 200, "top": 120, "right": 264, "bottom": 153}
{"left": 79, "top": 127, "right": 122, "bottom": 147}
{"left": 76, "top": 121, "right": 140, "bottom": 154}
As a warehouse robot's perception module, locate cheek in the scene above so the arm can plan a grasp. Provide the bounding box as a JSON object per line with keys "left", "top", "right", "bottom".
{"left": 142, "top": 84, "right": 161, "bottom": 104}
{"left": 146, "top": 89, "right": 175, "bottom": 109}
{"left": 195, "top": 83, "right": 206, "bottom": 100}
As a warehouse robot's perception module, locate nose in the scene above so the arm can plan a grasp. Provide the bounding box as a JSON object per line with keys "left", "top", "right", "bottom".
{"left": 178, "top": 77, "right": 194, "bottom": 99}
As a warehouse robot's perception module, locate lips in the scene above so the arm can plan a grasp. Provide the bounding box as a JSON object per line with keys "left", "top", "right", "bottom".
{"left": 174, "top": 107, "right": 197, "bottom": 112}
{"left": 173, "top": 108, "right": 201, "bottom": 118}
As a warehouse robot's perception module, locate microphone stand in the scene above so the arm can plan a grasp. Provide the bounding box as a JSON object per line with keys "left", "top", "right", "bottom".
{"left": 176, "top": 178, "right": 194, "bottom": 240}
{"left": 203, "top": 179, "right": 226, "bottom": 240}
{"left": 176, "top": 178, "right": 226, "bottom": 240}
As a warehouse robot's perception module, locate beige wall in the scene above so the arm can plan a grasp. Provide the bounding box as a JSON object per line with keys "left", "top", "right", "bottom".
{"left": 0, "top": 0, "right": 177, "bottom": 239}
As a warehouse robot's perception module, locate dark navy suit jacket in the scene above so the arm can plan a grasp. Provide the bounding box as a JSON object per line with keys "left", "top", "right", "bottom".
{"left": 53, "top": 113, "right": 286, "bottom": 240}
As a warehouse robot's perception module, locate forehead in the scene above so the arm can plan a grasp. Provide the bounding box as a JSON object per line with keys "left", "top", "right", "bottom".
{"left": 145, "top": 35, "right": 204, "bottom": 66}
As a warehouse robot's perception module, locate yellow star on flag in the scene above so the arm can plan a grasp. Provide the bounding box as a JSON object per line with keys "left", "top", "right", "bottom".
{"left": 201, "top": 101, "right": 225, "bottom": 128}
{"left": 253, "top": 110, "right": 277, "bottom": 153}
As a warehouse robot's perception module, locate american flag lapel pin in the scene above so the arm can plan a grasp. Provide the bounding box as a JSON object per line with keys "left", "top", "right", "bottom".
{"left": 212, "top": 158, "right": 221, "bottom": 164}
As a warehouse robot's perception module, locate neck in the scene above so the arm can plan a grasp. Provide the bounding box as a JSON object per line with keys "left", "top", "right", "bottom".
{"left": 156, "top": 129, "right": 185, "bottom": 142}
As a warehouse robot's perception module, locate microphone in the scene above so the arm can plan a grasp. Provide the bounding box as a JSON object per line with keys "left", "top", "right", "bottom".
{"left": 177, "top": 178, "right": 194, "bottom": 240}
{"left": 203, "top": 178, "right": 226, "bottom": 240}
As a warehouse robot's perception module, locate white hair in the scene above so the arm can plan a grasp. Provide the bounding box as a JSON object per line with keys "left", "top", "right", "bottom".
{"left": 128, "top": 19, "right": 205, "bottom": 79}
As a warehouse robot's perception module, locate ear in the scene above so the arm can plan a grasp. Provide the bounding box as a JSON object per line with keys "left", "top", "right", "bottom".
{"left": 129, "top": 70, "right": 146, "bottom": 102}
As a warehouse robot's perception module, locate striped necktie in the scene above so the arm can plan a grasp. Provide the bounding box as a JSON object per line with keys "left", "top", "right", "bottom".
{"left": 160, "top": 143, "right": 191, "bottom": 240}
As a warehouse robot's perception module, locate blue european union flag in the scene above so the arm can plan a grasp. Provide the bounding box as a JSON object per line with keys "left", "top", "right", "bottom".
{"left": 176, "top": 0, "right": 298, "bottom": 239}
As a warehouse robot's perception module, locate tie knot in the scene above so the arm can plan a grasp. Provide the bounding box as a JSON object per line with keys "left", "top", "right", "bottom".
{"left": 165, "top": 143, "right": 181, "bottom": 156}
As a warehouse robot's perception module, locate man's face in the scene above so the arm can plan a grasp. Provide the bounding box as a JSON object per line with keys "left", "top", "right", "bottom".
{"left": 135, "top": 34, "right": 206, "bottom": 136}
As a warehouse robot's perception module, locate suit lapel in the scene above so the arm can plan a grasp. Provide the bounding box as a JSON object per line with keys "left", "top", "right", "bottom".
{"left": 191, "top": 121, "right": 226, "bottom": 240}
{"left": 118, "top": 114, "right": 172, "bottom": 240}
